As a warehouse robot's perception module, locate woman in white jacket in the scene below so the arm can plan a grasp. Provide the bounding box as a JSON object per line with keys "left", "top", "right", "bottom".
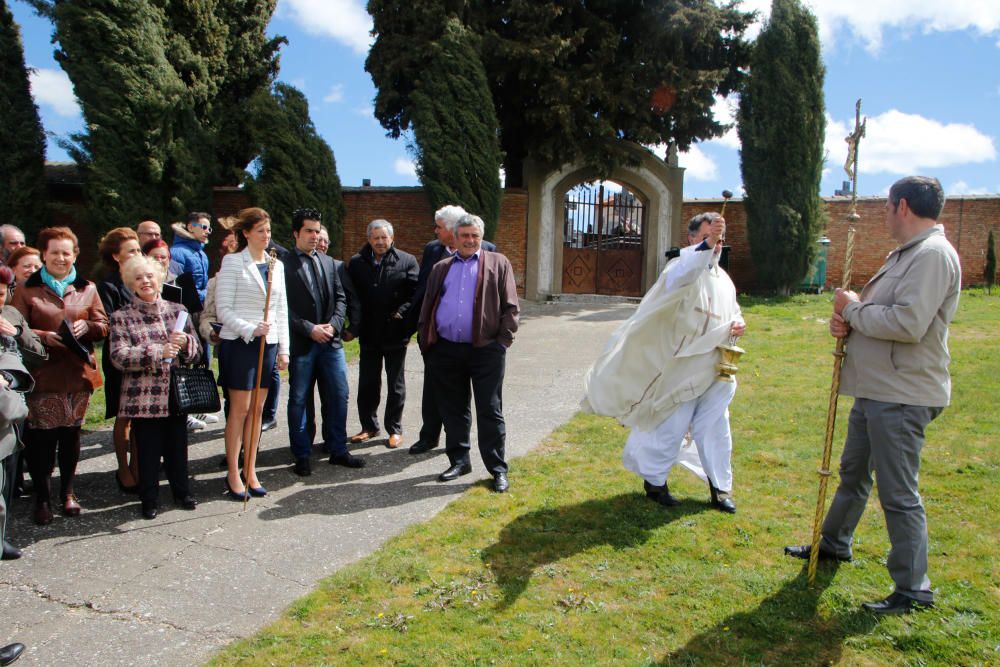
{"left": 215, "top": 208, "right": 289, "bottom": 499}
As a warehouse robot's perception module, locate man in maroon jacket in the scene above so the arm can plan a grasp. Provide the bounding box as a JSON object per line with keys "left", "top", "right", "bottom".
{"left": 418, "top": 214, "right": 519, "bottom": 492}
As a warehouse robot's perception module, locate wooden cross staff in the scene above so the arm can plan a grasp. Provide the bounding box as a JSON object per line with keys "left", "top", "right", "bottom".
{"left": 243, "top": 249, "right": 278, "bottom": 510}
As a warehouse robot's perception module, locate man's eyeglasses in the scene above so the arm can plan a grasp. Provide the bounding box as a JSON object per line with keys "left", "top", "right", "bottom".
{"left": 190, "top": 223, "right": 212, "bottom": 232}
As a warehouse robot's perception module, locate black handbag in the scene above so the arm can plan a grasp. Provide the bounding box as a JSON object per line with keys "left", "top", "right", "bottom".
{"left": 169, "top": 365, "right": 221, "bottom": 415}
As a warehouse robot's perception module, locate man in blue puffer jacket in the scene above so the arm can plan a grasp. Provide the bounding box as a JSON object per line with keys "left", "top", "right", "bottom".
{"left": 169, "top": 212, "right": 211, "bottom": 303}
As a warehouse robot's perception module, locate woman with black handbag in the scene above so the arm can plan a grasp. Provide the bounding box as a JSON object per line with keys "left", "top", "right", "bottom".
{"left": 109, "top": 255, "right": 201, "bottom": 519}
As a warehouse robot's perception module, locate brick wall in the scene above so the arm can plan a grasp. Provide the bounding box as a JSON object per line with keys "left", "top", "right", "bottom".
{"left": 339, "top": 187, "right": 529, "bottom": 294}
{"left": 682, "top": 196, "right": 999, "bottom": 291}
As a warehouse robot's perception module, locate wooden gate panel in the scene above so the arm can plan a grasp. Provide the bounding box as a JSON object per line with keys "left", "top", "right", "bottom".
{"left": 596, "top": 248, "right": 643, "bottom": 296}
{"left": 562, "top": 248, "right": 597, "bottom": 294}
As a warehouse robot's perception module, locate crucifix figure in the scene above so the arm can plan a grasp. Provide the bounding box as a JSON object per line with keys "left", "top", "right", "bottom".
{"left": 844, "top": 99, "right": 866, "bottom": 221}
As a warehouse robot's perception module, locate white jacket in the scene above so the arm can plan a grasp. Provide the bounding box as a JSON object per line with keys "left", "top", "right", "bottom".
{"left": 215, "top": 249, "right": 290, "bottom": 356}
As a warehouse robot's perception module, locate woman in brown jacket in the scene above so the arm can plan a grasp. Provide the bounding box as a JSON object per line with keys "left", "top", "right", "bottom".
{"left": 11, "top": 227, "right": 109, "bottom": 525}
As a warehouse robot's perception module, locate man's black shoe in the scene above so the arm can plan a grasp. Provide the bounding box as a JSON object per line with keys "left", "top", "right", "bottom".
{"left": 0, "top": 642, "right": 24, "bottom": 665}
{"left": 710, "top": 484, "right": 737, "bottom": 514}
{"left": 784, "top": 544, "right": 852, "bottom": 563}
{"left": 175, "top": 495, "right": 198, "bottom": 510}
{"left": 408, "top": 440, "right": 439, "bottom": 455}
{"left": 643, "top": 480, "right": 680, "bottom": 507}
{"left": 261, "top": 419, "right": 278, "bottom": 433}
{"left": 329, "top": 453, "right": 366, "bottom": 468}
{"left": 438, "top": 462, "right": 472, "bottom": 482}
{"left": 141, "top": 502, "right": 158, "bottom": 520}
{"left": 493, "top": 472, "right": 509, "bottom": 493}
{"left": 861, "top": 592, "right": 933, "bottom": 615}
{"left": 293, "top": 457, "right": 312, "bottom": 476}
{"left": 2, "top": 541, "right": 21, "bottom": 560}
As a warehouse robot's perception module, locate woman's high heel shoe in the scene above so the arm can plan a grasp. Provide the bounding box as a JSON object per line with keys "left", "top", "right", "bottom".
{"left": 225, "top": 482, "right": 248, "bottom": 501}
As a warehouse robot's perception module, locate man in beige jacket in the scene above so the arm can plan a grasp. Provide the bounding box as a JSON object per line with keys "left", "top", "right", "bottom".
{"left": 786, "top": 176, "right": 961, "bottom": 615}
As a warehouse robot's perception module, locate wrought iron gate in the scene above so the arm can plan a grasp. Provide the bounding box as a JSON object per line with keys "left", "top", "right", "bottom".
{"left": 561, "top": 182, "right": 645, "bottom": 296}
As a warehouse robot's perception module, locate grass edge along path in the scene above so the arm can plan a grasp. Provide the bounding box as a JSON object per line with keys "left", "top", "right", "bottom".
{"left": 212, "top": 291, "right": 998, "bottom": 666}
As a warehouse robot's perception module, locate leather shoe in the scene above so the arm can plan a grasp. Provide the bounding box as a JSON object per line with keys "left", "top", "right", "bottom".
{"left": 387, "top": 434, "right": 403, "bottom": 449}
{"left": 709, "top": 484, "right": 737, "bottom": 513}
{"left": 861, "top": 591, "right": 933, "bottom": 615}
{"left": 349, "top": 430, "right": 380, "bottom": 444}
{"left": 0, "top": 642, "right": 25, "bottom": 665}
{"left": 261, "top": 419, "right": 278, "bottom": 432}
{"left": 293, "top": 457, "right": 312, "bottom": 476}
{"left": 2, "top": 541, "right": 21, "bottom": 560}
{"left": 248, "top": 485, "right": 267, "bottom": 497}
{"left": 643, "top": 480, "right": 680, "bottom": 507}
{"left": 141, "top": 502, "right": 158, "bottom": 520}
{"left": 174, "top": 495, "right": 198, "bottom": 510}
{"left": 62, "top": 494, "right": 81, "bottom": 517}
{"left": 408, "top": 440, "right": 439, "bottom": 455}
{"left": 329, "top": 452, "right": 366, "bottom": 468}
{"left": 33, "top": 501, "right": 52, "bottom": 526}
{"left": 438, "top": 462, "right": 472, "bottom": 482}
{"left": 783, "top": 544, "right": 852, "bottom": 563}
{"left": 493, "top": 472, "right": 509, "bottom": 493}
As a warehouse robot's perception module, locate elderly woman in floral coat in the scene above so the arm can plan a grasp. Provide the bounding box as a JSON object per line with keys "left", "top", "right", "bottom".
{"left": 109, "top": 255, "right": 201, "bottom": 520}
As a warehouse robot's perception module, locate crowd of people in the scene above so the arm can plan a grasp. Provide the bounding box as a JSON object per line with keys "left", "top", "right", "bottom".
{"left": 0, "top": 204, "right": 520, "bottom": 562}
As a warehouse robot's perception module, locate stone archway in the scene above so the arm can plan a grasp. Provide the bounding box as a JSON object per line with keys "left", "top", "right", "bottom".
{"left": 522, "top": 142, "right": 685, "bottom": 301}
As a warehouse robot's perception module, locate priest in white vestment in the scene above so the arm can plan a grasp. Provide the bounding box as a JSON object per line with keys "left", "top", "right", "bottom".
{"left": 583, "top": 212, "right": 745, "bottom": 512}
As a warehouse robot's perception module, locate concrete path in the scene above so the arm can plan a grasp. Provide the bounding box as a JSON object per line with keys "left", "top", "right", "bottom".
{"left": 0, "top": 301, "right": 634, "bottom": 666}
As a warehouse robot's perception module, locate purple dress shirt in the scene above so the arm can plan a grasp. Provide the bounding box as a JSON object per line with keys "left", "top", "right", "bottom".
{"left": 435, "top": 252, "right": 479, "bottom": 343}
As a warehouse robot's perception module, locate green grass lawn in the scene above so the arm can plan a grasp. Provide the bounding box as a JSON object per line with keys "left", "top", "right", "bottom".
{"left": 212, "top": 291, "right": 999, "bottom": 666}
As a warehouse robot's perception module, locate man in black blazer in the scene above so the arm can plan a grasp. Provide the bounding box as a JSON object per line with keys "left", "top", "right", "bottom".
{"left": 347, "top": 220, "right": 419, "bottom": 448}
{"left": 285, "top": 209, "right": 364, "bottom": 476}
{"left": 408, "top": 205, "right": 495, "bottom": 456}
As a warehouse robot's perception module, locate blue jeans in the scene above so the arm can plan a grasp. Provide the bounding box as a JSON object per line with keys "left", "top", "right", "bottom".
{"left": 287, "top": 344, "right": 349, "bottom": 460}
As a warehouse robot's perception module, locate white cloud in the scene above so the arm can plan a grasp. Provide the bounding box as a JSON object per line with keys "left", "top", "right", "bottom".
{"left": 948, "top": 181, "right": 995, "bottom": 195}
{"left": 354, "top": 104, "right": 374, "bottom": 118}
{"left": 323, "top": 84, "right": 345, "bottom": 103}
{"left": 394, "top": 158, "right": 417, "bottom": 178}
{"left": 707, "top": 95, "right": 741, "bottom": 150}
{"left": 825, "top": 109, "right": 996, "bottom": 175}
{"left": 281, "top": 0, "right": 372, "bottom": 55}
{"left": 741, "top": 0, "right": 1000, "bottom": 53}
{"left": 678, "top": 145, "right": 718, "bottom": 181}
{"left": 29, "top": 67, "right": 79, "bottom": 117}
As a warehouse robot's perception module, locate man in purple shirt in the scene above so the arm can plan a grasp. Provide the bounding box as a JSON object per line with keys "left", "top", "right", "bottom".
{"left": 418, "top": 214, "right": 519, "bottom": 492}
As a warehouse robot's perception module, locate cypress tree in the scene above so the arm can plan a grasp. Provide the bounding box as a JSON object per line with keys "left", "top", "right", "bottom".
{"left": 0, "top": 0, "right": 48, "bottom": 236}
{"left": 986, "top": 228, "right": 996, "bottom": 294}
{"left": 411, "top": 18, "right": 502, "bottom": 240}
{"left": 738, "top": 0, "right": 827, "bottom": 294}
{"left": 244, "top": 83, "right": 345, "bottom": 253}
{"left": 367, "top": 1, "right": 753, "bottom": 186}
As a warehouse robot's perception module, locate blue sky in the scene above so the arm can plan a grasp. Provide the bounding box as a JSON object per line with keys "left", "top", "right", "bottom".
{"left": 14, "top": 0, "right": 1000, "bottom": 199}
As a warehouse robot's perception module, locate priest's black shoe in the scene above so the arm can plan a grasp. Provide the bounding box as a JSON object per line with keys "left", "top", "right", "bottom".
{"left": 783, "top": 544, "right": 852, "bottom": 562}
{"left": 0, "top": 642, "right": 25, "bottom": 665}
{"left": 2, "top": 541, "right": 21, "bottom": 560}
{"left": 861, "top": 592, "right": 933, "bottom": 615}
{"left": 643, "top": 480, "right": 679, "bottom": 507}
{"left": 493, "top": 472, "right": 509, "bottom": 493}
{"left": 438, "top": 462, "right": 472, "bottom": 482}
{"left": 293, "top": 457, "right": 312, "bottom": 476}
{"left": 141, "top": 502, "right": 158, "bottom": 520}
{"left": 408, "top": 440, "right": 438, "bottom": 455}
{"left": 329, "top": 452, "right": 366, "bottom": 468}
{"left": 709, "top": 484, "right": 737, "bottom": 513}
{"left": 175, "top": 495, "right": 198, "bottom": 510}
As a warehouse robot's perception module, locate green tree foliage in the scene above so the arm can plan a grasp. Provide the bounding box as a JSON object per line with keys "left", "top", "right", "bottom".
{"left": 738, "top": 0, "right": 826, "bottom": 294}
{"left": 366, "top": 0, "right": 753, "bottom": 186}
{"left": 410, "top": 18, "right": 502, "bottom": 239}
{"left": 30, "top": 0, "right": 281, "bottom": 231}
{"left": 986, "top": 228, "right": 996, "bottom": 294}
{"left": 0, "top": 1, "right": 48, "bottom": 236}
{"left": 244, "top": 83, "right": 345, "bottom": 253}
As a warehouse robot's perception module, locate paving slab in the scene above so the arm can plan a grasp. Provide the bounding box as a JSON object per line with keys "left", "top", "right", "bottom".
{"left": 0, "top": 301, "right": 634, "bottom": 665}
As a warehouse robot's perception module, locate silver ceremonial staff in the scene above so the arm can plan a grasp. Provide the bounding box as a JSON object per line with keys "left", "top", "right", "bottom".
{"left": 807, "top": 99, "right": 864, "bottom": 585}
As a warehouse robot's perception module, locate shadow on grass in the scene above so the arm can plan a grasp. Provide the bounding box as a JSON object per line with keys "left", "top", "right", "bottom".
{"left": 661, "top": 563, "right": 877, "bottom": 665}
{"left": 482, "top": 492, "right": 707, "bottom": 609}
